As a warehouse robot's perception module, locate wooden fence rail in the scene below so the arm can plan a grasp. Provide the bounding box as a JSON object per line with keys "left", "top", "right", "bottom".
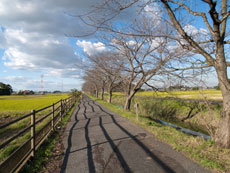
{"left": 0, "top": 95, "right": 78, "bottom": 173}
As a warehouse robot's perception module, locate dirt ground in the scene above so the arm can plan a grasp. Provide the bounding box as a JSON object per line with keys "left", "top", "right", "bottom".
{"left": 41, "top": 128, "right": 65, "bottom": 173}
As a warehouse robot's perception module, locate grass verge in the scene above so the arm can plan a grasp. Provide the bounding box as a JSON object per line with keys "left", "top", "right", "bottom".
{"left": 89, "top": 95, "right": 230, "bottom": 173}
{"left": 19, "top": 96, "right": 80, "bottom": 173}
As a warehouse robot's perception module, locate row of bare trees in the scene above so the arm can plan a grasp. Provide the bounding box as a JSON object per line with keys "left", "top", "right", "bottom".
{"left": 79, "top": 0, "right": 230, "bottom": 147}
{"left": 82, "top": 52, "right": 123, "bottom": 103}
{"left": 82, "top": 31, "right": 190, "bottom": 110}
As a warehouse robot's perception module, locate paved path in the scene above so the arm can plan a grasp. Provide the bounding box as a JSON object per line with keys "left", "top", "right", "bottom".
{"left": 61, "top": 95, "right": 209, "bottom": 173}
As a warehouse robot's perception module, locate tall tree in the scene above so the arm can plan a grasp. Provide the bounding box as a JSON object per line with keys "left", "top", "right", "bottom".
{"left": 159, "top": 0, "right": 230, "bottom": 147}
{"left": 80, "top": 0, "right": 230, "bottom": 147}
{"left": 110, "top": 34, "right": 182, "bottom": 110}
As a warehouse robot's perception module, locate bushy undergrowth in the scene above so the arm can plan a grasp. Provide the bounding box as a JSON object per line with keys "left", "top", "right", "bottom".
{"left": 102, "top": 94, "right": 221, "bottom": 137}
{"left": 140, "top": 98, "right": 221, "bottom": 136}
{"left": 141, "top": 99, "right": 178, "bottom": 120}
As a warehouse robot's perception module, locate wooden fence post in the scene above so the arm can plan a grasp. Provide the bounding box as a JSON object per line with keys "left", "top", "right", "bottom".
{"left": 135, "top": 103, "right": 139, "bottom": 121}
{"left": 66, "top": 99, "right": 68, "bottom": 111}
{"left": 52, "top": 103, "right": 54, "bottom": 130}
{"left": 64, "top": 99, "right": 67, "bottom": 115}
{"left": 61, "top": 99, "right": 63, "bottom": 120}
{"left": 31, "top": 110, "right": 36, "bottom": 157}
{"left": 66, "top": 99, "right": 68, "bottom": 112}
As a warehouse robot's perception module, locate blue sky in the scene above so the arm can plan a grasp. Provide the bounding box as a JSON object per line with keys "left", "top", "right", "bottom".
{"left": 0, "top": 0, "right": 219, "bottom": 92}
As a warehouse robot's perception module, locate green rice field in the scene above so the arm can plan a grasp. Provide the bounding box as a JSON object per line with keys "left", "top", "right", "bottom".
{"left": 113, "top": 89, "right": 222, "bottom": 100}
{"left": 0, "top": 94, "right": 69, "bottom": 119}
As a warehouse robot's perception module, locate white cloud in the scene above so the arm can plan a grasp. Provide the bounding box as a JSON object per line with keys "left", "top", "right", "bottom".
{"left": 48, "top": 68, "right": 82, "bottom": 78}
{"left": 0, "top": 29, "right": 6, "bottom": 49}
{"left": 127, "top": 40, "right": 136, "bottom": 46}
{"left": 0, "top": 0, "right": 102, "bottom": 77}
{"left": 0, "top": 0, "right": 97, "bottom": 35}
{"left": 3, "top": 28, "right": 79, "bottom": 70}
{"left": 76, "top": 40, "right": 106, "bottom": 56}
{"left": 184, "top": 24, "right": 209, "bottom": 40}
{"left": 143, "top": 4, "right": 161, "bottom": 20}
{"left": 4, "top": 76, "right": 25, "bottom": 82}
{"left": 151, "top": 37, "right": 164, "bottom": 49}
{"left": 139, "top": 3, "right": 163, "bottom": 28}
{"left": 180, "top": 24, "right": 212, "bottom": 53}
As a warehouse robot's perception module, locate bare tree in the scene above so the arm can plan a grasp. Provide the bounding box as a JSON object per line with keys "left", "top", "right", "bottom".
{"left": 109, "top": 33, "right": 183, "bottom": 110}
{"left": 159, "top": 0, "right": 230, "bottom": 148}
{"left": 102, "top": 56, "right": 123, "bottom": 103}
{"left": 80, "top": 4, "right": 189, "bottom": 110}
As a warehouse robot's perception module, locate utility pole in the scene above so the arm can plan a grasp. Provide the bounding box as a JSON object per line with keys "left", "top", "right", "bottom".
{"left": 61, "top": 80, "right": 63, "bottom": 93}
{"left": 41, "top": 74, "right": 44, "bottom": 94}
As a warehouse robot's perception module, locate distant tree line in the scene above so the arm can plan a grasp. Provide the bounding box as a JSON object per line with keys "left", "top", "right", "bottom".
{"left": 17, "top": 90, "right": 35, "bottom": 95}
{"left": 0, "top": 82, "right": 13, "bottom": 95}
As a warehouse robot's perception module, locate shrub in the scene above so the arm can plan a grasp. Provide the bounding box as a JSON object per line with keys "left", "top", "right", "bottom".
{"left": 142, "top": 99, "right": 178, "bottom": 120}
{"left": 70, "top": 89, "right": 81, "bottom": 97}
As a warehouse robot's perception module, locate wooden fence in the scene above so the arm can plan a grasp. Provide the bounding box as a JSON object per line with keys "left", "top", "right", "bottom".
{"left": 0, "top": 95, "right": 78, "bottom": 173}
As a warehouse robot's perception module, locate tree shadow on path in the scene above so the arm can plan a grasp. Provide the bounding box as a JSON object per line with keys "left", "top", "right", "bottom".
{"left": 99, "top": 116, "right": 132, "bottom": 172}
{"left": 91, "top": 100, "right": 175, "bottom": 173}
{"left": 61, "top": 96, "right": 177, "bottom": 173}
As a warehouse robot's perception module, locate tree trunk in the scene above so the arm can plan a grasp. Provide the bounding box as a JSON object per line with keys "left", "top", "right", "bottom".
{"left": 124, "top": 96, "right": 132, "bottom": 110}
{"left": 107, "top": 89, "right": 112, "bottom": 103}
{"left": 160, "top": 0, "right": 230, "bottom": 148}
{"left": 215, "top": 71, "right": 230, "bottom": 147}
{"left": 95, "top": 90, "right": 98, "bottom": 98}
{"left": 215, "top": 89, "right": 230, "bottom": 147}
{"left": 124, "top": 90, "right": 137, "bottom": 110}
{"left": 101, "top": 87, "right": 104, "bottom": 100}
{"left": 215, "top": 44, "right": 230, "bottom": 147}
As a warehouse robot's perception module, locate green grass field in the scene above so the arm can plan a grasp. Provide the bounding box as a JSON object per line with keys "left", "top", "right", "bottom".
{"left": 113, "top": 89, "right": 222, "bottom": 100}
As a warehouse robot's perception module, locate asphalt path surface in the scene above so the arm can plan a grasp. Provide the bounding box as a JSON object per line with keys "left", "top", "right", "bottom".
{"left": 61, "top": 95, "right": 209, "bottom": 173}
